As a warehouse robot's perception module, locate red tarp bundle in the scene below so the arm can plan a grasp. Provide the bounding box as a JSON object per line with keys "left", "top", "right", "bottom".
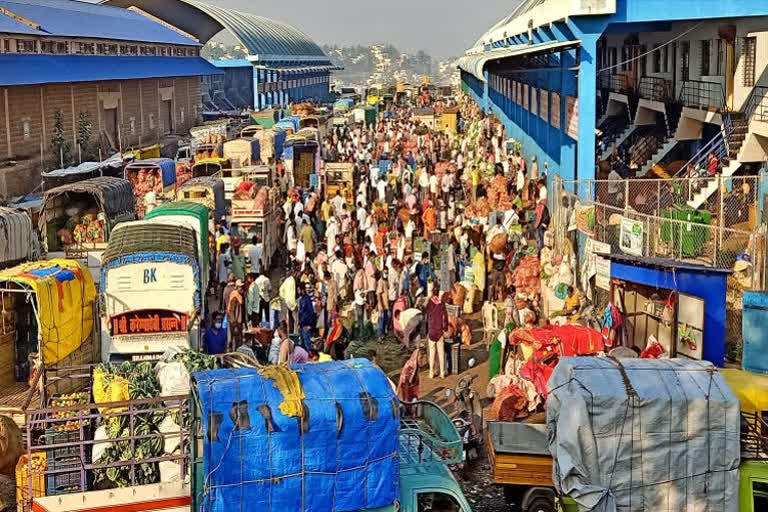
{"left": 510, "top": 325, "right": 605, "bottom": 362}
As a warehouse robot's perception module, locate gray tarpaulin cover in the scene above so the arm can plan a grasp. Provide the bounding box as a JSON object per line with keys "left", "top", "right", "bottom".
{"left": 547, "top": 357, "right": 740, "bottom": 512}
{"left": 0, "top": 207, "right": 37, "bottom": 264}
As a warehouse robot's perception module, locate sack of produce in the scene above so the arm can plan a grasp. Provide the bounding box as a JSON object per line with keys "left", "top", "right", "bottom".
{"left": 451, "top": 282, "right": 466, "bottom": 306}
{"left": 489, "top": 233, "right": 508, "bottom": 254}
{"left": 155, "top": 361, "right": 190, "bottom": 399}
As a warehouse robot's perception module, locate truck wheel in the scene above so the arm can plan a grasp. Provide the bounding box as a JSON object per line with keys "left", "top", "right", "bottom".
{"left": 526, "top": 497, "right": 556, "bottom": 512}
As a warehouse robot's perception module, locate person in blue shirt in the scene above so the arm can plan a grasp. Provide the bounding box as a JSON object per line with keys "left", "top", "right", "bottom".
{"left": 415, "top": 251, "right": 437, "bottom": 295}
{"left": 203, "top": 312, "right": 227, "bottom": 355}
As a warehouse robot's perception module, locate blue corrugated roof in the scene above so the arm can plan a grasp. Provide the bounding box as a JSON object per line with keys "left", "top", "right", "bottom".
{"left": 0, "top": 10, "right": 44, "bottom": 35}
{"left": 0, "top": 54, "right": 223, "bottom": 86}
{"left": 0, "top": 0, "right": 198, "bottom": 45}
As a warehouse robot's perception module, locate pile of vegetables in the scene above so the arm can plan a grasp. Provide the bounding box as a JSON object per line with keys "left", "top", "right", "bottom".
{"left": 49, "top": 391, "right": 91, "bottom": 432}
{"left": 92, "top": 351, "right": 217, "bottom": 489}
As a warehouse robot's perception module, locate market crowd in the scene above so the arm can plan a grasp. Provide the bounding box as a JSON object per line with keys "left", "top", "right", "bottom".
{"left": 203, "top": 90, "right": 583, "bottom": 401}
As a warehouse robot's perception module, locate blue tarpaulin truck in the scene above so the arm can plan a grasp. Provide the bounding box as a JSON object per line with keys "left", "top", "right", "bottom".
{"left": 191, "top": 359, "right": 473, "bottom": 512}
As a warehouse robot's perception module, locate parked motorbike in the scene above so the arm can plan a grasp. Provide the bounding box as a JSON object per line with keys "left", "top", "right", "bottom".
{"left": 446, "top": 375, "right": 483, "bottom": 464}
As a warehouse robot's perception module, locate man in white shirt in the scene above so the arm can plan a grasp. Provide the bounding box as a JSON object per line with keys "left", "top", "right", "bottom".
{"left": 331, "top": 250, "right": 349, "bottom": 299}
{"left": 330, "top": 190, "right": 346, "bottom": 217}
{"left": 248, "top": 237, "right": 264, "bottom": 275}
{"left": 376, "top": 178, "right": 387, "bottom": 202}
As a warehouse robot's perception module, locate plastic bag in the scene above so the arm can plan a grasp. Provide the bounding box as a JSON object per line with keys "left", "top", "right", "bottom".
{"left": 155, "top": 361, "right": 191, "bottom": 399}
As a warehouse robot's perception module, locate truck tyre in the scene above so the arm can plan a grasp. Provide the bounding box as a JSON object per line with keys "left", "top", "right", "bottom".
{"left": 526, "top": 497, "right": 556, "bottom": 512}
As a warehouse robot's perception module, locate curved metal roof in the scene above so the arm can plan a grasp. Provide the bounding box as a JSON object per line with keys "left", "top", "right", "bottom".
{"left": 102, "top": 0, "right": 329, "bottom": 63}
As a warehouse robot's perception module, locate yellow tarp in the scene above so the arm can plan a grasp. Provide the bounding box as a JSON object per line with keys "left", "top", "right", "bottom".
{"left": 721, "top": 368, "right": 768, "bottom": 414}
{"left": 0, "top": 259, "right": 95, "bottom": 365}
{"left": 258, "top": 365, "right": 305, "bottom": 417}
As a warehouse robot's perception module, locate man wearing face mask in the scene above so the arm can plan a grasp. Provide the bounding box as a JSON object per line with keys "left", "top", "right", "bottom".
{"left": 203, "top": 312, "right": 227, "bottom": 355}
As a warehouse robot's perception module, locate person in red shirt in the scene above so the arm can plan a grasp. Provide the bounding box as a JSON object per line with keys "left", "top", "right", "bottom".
{"left": 707, "top": 152, "right": 719, "bottom": 177}
{"left": 425, "top": 286, "right": 448, "bottom": 379}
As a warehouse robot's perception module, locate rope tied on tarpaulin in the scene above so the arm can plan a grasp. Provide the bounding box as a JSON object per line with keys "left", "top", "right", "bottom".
{"left": 258, "top": 364, "right": 306, "bottom": 417}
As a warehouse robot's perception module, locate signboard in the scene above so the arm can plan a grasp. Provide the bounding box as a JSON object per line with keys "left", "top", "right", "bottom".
{"left": 575, "top": 204, "right": 596, "bottom": 236}
{"left": 530, "top": 87, "right": 538, "bottom": 116}
{"left": 620, "top": 217, "right": 644, "bottom": 257}
{"left": 540, "top": 89, "right": 549, "bottom": 122}
{"left": 110, "top": 310, "right": 189, "bottom": 336}
{"left": 565, "top": 96, "right": 579, "bottom": 139}
{"left": 551, "top": 92, "right": 561, "bottom": 129}
{"left": 595, "top": 256, "right": 611, "bottom": 291}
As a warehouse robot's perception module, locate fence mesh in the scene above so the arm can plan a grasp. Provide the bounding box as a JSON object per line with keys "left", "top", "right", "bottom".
{"left": 553, "top": 174, "right": 767, "bottom": 290}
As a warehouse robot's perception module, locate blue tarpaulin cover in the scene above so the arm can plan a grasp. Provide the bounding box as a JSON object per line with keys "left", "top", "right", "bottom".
{"left": 126, "top": 159, "right": 177, "bottom": 188}
{"left": 195, "top": 359, "right": 400, "bottom": 512}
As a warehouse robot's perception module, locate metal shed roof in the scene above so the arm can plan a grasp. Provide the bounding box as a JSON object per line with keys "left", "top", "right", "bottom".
{"left": 0, "top": 0, "right": 198, "bottom": 45}
{"left": 0, "top": 54, "right": 222, "bottom": 86}
{"left": 457, "top": 40, "right": 581, "bottom": 82}
{"left": 103, "top": 0, "right": 331, "bottom": 64}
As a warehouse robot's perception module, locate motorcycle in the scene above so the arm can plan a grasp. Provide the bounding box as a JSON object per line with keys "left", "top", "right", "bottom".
{"left": 446, "top": 375, "right": 483, "bottom": 465}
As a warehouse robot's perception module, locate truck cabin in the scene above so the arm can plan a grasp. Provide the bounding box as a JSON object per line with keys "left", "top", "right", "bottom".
{"left": 100, "top": 222, "right": 202, "bottom": 362}
{"left": 192, "top": 158, "right": 231, "bottom": 178}
{"left": 41, "top": 177, "right": 136, "bottom": 254}
{"left": 240, "top": 125, "right": 262, "bottom": 138}
{"left": 176, "top": 177, "right": 226, "bottom": 224}
{"left": 0, "top": 260, "right": 96, "bottom": 424}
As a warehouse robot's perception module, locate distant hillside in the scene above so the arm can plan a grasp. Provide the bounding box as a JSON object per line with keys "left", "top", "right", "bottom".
{"left": 201, "top": 41, "right": 458, "bottom": 87}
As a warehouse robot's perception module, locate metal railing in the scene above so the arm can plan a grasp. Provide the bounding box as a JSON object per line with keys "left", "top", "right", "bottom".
{"left": 555, "top": 175, "right": 767, "bottom": 283}
{"left": 20, "top": 394, "right": 190, "bottom": 511}
{"left": 598, "top": 72, "right": 630, "bottom": 93}
{"left": 744, "top": 85, "right": 768, "bottom": 123}
{"left": 740, "top": 411, "right": 768, "bottom": 460}
{"left": 639, "top": 76, "right": 673, "bottom": 103}
{"left": 679, "top": 80, "right": 727, "bottom": 110}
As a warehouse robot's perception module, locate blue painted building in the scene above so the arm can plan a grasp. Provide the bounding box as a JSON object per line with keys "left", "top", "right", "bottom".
{"left": 107, "top": 0, "right": 339, "bottom": 112}
{"left": 460, "top": 0, "right": 768, "bottom": 197}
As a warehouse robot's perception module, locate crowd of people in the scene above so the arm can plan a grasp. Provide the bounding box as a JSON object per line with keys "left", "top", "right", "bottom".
{"left": 201, "top": 90, "right": 583, "bottom": 402}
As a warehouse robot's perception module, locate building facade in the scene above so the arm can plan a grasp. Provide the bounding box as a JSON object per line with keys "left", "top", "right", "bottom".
{"left": 0, "top": 0, "right": 221, "bottom": 197}
{"left": 460, "top": 0, "right": 768, "bottom": 194}
{"left": 106, "top": 0, "right": 338, "bottom": 113}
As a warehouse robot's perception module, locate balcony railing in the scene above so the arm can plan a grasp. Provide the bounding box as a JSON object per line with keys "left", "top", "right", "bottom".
{"left": 598, "top": 72, "right": 630, "bottom": 94}
{"left": 639, "top": 76, "right": 673, "bottom": 103}
{"left": 679, "top": 80, "right": 726, "bottom": 110}
{"left": 744, "top": 85, "right": 768, "bottom": 123}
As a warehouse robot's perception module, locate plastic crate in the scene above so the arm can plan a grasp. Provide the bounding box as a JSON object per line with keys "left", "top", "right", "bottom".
{"left": 46, "top": 455, "right": 88, "bottom": 496}
{"left": 15, "top": 452, "right": 46, "bottom": 512}
{"left": 43, "top": 427, "right": 91, "bottom": 463}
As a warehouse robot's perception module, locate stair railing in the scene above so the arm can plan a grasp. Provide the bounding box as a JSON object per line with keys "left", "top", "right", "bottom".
{"left": 743, "top": 85, "right": 768, "bottom": 123}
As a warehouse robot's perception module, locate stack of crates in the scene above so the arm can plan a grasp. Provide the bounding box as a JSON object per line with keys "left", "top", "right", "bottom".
{"left": 15, "top": 453, "right": 46, "bottom": 512}
{"left": 44, "top": 392, "right": 93, "bottom": 496}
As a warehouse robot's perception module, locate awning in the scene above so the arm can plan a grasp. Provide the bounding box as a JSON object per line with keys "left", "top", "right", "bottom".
{"left": 0, "top": 55, "right": 223, "bottom": 86}
{"left": 457, "top": 40, "right": 581, "bottom": 82}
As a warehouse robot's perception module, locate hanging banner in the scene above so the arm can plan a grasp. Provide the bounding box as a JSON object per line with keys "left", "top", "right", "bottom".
{"left": 595, "top": 256, "right": 612, "bottom": 291}
{"left": 551, "top": 92, "right": 561, "bottom": 129}
{"left": 530, "top": 87, "right": 538, "bottom": 116}
{"left": 565, "top": 96, "right": 579, "bottom": 139}
{"left": 620, "top": 217, "right": 644, "bottom": 257}
{"left": 576, "top": 204, "right": 597, "bottom": 237}
{"left": 540, "top": 89, "right": 549, "bottom": 122}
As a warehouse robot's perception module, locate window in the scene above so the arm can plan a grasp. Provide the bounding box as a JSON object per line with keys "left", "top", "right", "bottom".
{"left": 744, "top": 37, "right": 757, "bottom": 87}
{"left": 700, "top": 40, "right": 711, "bottom": 76}
{"left": 159, "top": 46, "right": 167, "bottom": 56}
{"left": 680, "top": 41, "right": 690, "bottom": 82}
{"left": 662, "top": 45, "right": 669, "bottom": 73}
{"left": 753, "top": 481, "right": 768, "bottom": 510}
{"left": 2, "top": 40, "right": 9, "bottom": 53}
{"left": 653, "top": 44, "right": 662, "bottom": 73}
{"left": 40, "top": 41, "right": 53, "bottom": 54}
{"left": 609, "top": 47, "right": 617, "bottom": 75}
{"left": 417, "top": 492, "right": 464, "bottom": 512}
{"left": 140, "top": 45, "right": 157, "bottom": 56}
{"left": 96, "top": 43, "right": 117, "bottom": 55}
{"left": 16, "top": 39, "right": 36, "bottom": 53}
{"left": 174, "top": 47, "right": 186, "bottom": 57}
{"left": 716, "top": 39, "right": 725, "bottom": 76}
{"left": 77, "top": 42, "right": 94, "bottom": 55}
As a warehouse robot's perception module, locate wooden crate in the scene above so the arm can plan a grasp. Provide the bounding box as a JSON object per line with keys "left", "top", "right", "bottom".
{"left": 488, "top": 429, "right": 553, "bottom": 487}
{"left": 0, "top": 330, "right": 15, "bottom": 387}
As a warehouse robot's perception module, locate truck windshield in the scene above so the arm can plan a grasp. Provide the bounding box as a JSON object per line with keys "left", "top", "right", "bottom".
{"left": 417, "top": 492, "right": 464, "bottom": 512}
{"left": 232, "top": 223, "right": 262, "bottom": 242}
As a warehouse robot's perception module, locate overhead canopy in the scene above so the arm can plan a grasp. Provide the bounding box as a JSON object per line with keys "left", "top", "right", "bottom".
{"left": 43, "top": 177, "right": 136, "bottom": 219}
{"left": 0, "top": 259, "right": 96, "bottom": 365}
{"left": 103, "top": 0, "right": 332, "bottom": 65}
{"left": 457, "top": 40, "right": 581, "bottom": 82}
{"left": 0, "top": 55, "right": 222, "bottom": 87}
{"left": 0, "top": 0, "right": 198, "bottom": 45}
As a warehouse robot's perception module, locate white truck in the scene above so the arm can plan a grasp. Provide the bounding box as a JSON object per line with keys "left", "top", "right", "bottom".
{"left": 230, "top": 185, "right": 281, "bottom": 271}
{"left": 99, "top": 221, "right": 202, "bottom": 362}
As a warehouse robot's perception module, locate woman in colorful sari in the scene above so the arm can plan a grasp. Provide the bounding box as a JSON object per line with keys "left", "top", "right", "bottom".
{"left": 397, "top": 349, "right": 421, "bottom": 403}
